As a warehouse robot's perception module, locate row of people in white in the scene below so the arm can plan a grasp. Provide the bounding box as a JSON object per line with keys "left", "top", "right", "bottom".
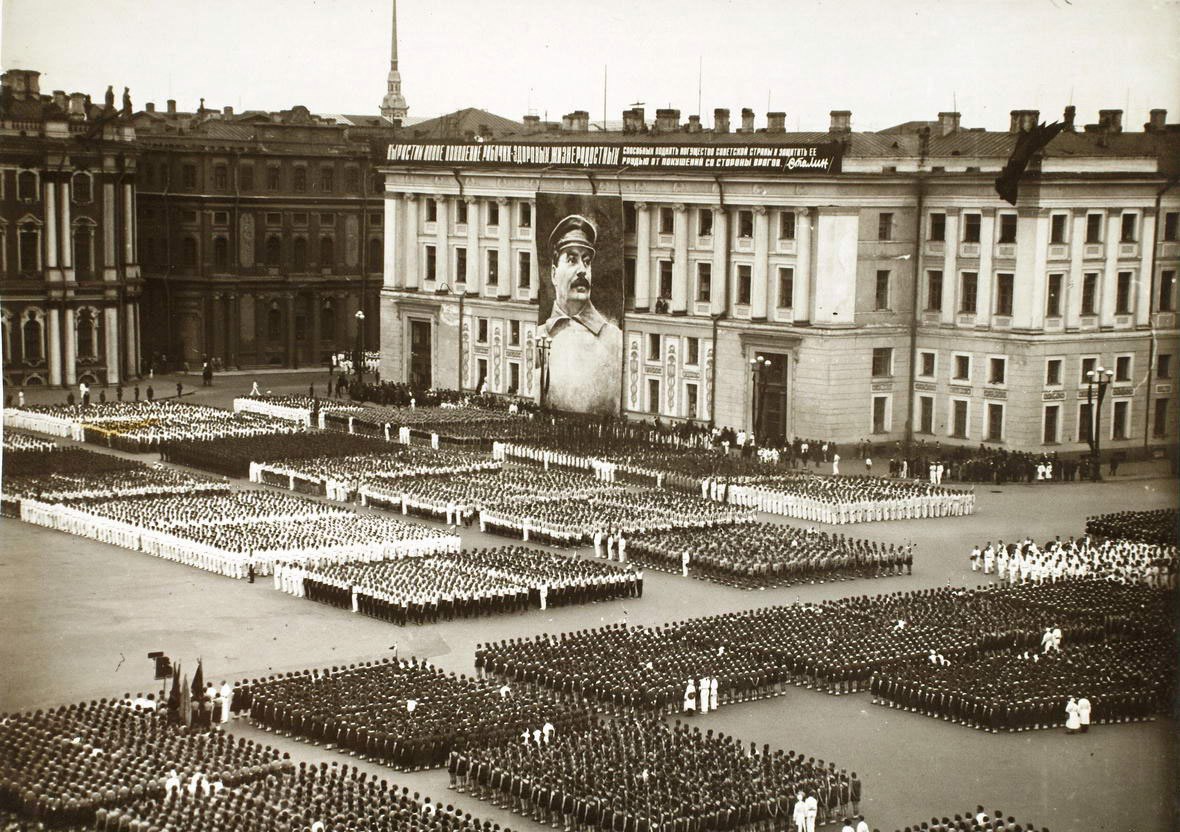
{"left": 726, "top": 482, "right": 974, "bottom": 524}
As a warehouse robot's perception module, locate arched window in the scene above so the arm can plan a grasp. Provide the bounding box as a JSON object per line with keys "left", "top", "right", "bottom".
{"left": 265, "top": 235, "right": 282, "bottom": 267}
{"left": 76, "top": 308, "right": 98, "bottom": 359}
{"left": 22, "top": 309, "right": 44, "bottom": 361}
{"left": 72, "top": 171, "right": 93, "bottom": 203}
{"left": 17, "top": 171, "right": 38, "bottom": 202}
{"left": 18, "top": 222, "right": 40, "bottom": 273}
{"left": 213, "top": 236, "right": 229, "bottom": 271}
{"left": 322, "top": 299, "right": 336, "bottom": 341}
{"left": 319, "top": 236, "right": 334, "bottom": 268}
{"left": 293, "top": 237, "right": 308, "bottom": 271}
{"left": 73, "top": 219, "right": 97, "bottom": 278}
{"left": 267, "top": 301, "right": 282, "bottom": 340}
{"left": 368, "top": 237, "right": 383, "bottom": 272}
{"left": 181, "top": 236, "right": 198, "bottom": 267}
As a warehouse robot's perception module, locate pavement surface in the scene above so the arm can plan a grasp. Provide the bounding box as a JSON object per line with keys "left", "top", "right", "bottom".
{"left": 1, "top": 371, "right": 1178, "bottom": 831}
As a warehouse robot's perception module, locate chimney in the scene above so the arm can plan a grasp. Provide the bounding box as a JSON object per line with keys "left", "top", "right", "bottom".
{"left": 713, "top": 108, "right": 730, "bottom": 134}
{"left": 1019, "top": 110, "right": 1040, "bottom": 132}
{"left": 1009, "top": 110, "right": 1022, "bottom": 133}
{"left": 767, "top": 112, "right": 786, "bottom": 133}
{"left": 622, "top": 107, "right": 645, "bottom": 133}
{"left": 560, "top": 110, "right": 589, "bottom": 132}
{"left": 829, "top": 110, "right": 851, "bottom": 133}
{"left": 937, "top": 111, "right": 960, "bottom": 136}
{"left": 223, "top": 105, "right": 234, "bottom": 116}
{"left": 523, "top": 114, "right": 541, "bottom": 134}
{"left": 1146, "top": 109, "right": 1166, "bottom": 133}
{"left": 739, "top": 108, "right": 755, "bottom": 133}
{"left": 52, "top": 90, "right": 67, "bottom": 110}
{"left": 654, "top": 108, "right": 680, "bottom": 132}
{"left": 1098, "top": 109, "right": 1123, "bottom": 133}
{"left": 68, "top": 93, "right": 87, "bottom": 118}
{"left": 145, "top": 101, "right": 155, "bottom": 113}
{"left": 1063, "top": 105, "right": 1076, "bottom": 132}
{"left": 167, "top": 99, "right": 176, "bottom": 114}
{"left": 686, "top": 114, "right": 702, "bottom": 133}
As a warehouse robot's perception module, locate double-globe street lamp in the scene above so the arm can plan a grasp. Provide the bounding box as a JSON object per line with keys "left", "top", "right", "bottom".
{"left": 1085, "top": 365, "right": 1115, "bottom": 482}
{"left": 749, "top": 355, "right": 771, "bottom": 444}
{"left": 353, "top": 309, "right": 366, "bottom": 385}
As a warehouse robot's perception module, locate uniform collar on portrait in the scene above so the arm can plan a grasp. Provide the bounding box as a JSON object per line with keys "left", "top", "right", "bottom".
{"left": 544, "top": 302, "right": 608, "bottom": 336}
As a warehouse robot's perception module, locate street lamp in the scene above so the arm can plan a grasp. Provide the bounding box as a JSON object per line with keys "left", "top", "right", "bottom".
{"left": 536, "top": 335, "right": 552, "bottom": 410}
{"left": 353, "top": 309, "right": 366, "bottom": 385}
{"left": 749, "top": 355, "right": 771, "bottom": 443}
{"left": 1085, "top": 366, "right": 1115, "bottom": 482}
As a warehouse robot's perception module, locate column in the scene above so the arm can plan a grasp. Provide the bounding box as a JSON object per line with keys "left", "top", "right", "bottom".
{"left": 634, "top": 203, "right": 650, "bottom": 310}
{"left": 671, "top": 203, "right": 688, "bottom": 313}
{"left": 940, "top": 209, "right": 959, "bottom": 325}
{"left": 47, "top": 308, "right": 62, "bottom": 386}
{"left": 310, "top": 291, "right": 322, "bottom": 366}
{"left": 285, "top": 293, "right": 296, "bottom": 368}
{"left": 103, "top": 181, "right": 118, "bottom": 280}
{"left": 751, "top": 205, "right": 769, "bottom": 319}
{"left": 435, "top": 196, "right": 450, "bottom": 287}
{"left": 1100, "top": 213, "right": 1119, "bottom": 327}
{"left": 710, "top": 207, "right": 728, "bottom": 316}
{"left": 794, "top": 208, "right": 812, "bottom": 323}
{"left": 1136, "top": 209, "right": 1156, "bottom": 327}
{"left": 132, "top": 302, "right": 141, "bottom": 376}
{"left": 1013, "top": 207, "right": 1047, "bottom": 331}
{"left": 975, "top": 209, "right": 996, "bottom": 326}
{"left": 104, "top": 306, "right": 120, "bottom": 384}
{"left": 465, "top": 198, "right": 480, "bottom": 292}
{"left": 528, "top": 233, "right": 539, "bottom": 302}
{"left": 1065, "top": 209, "right": 1086, "bottom": 329}
{"left": 63, "top": 306, "right": 76, "bottom": 386}
{"left": 403, "top": 193, "right": 420, "bottom": 289}
{"left": 227, "top": 295, "right": 240, "bottom": 369}
{"left": 125, "top": 302, "right": 137, "bottom": 376}
{"left": 123, "top": 182, "right": 136, "bottom": 265}
{"left": 497, "top": 197, "right": 511, "bottom": 299}
{"left": 59, "top": 181, "right": 73, "bottom": 277}
{"left": 384, "top": 193, "right": 402, "bottom": 288}
{"left": 45, "top": 180, "right": 59, "bottom": 277}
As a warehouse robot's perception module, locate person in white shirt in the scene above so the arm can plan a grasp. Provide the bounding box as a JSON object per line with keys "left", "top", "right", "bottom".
{"left": 793, "top": 792, "right": 809, "bottom": 832}
{"left": 804, "top": 792, "right": 818, "bottom": 832}
{"left": 1077, "top": 696, "right": 1091, "bottom": 732}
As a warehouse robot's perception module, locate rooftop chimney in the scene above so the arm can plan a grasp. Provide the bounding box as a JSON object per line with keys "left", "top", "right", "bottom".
{"left": 937, "top": 111, "right": 960, "bottom": 136}
{"left": 713, "top": 108, "right": 730, "bottom": 134}
{"left": 68, "top": 93, "right": 87, "bottom": 118}
{"left": 145, "top": 101, "right": 155, "bottom": 113}
{"left": 523, "top": 114, "right": 542, "bottom": 134}
{"left": 2, "top": 69, "right": 41, "bottom": 101}
{"left": 1098, "top": 109, "right": 1123, "bottom": 133}
{"left": 739, "top": 108, "right": 755, "bottom": 133}
{"left": 167, "top": 99, "right": 176, "bottom": 114}
{"left": 1146, "top": 109, "right": 1166, "bottom": 133}
{"left": 686, "top": 114, "right": 702, "bottom": 133}
{"left": 223, "top": 105, "right": 234, "bottom": 116}
{"left": 829, "top": 110, "right": 852, "bottom": 133}
{"left": 1020, "top": 110, "right": 1040, "bottom": 133}
{"left": 654, "top": 108, "right": 680, "bottom": 132}
{"left": 1009, "top": 110, "right": 1022, "bottom": 133}
{"left": 622, "top": 107, "right": 645, "bottom": 133}
{"left": 767, "top": 112, "right": 786, "bottom": 133}
{"left": 560, "top": 110, "right": 589, "bottom": 132}
{"left": 52, "top": 90, "right": 67, "bottom": 110}
{"left": 1063, "top": 105, "right": 1076, "bottom": 132}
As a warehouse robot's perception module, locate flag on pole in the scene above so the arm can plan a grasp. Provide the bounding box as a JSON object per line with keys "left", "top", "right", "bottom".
{"left": 180, "top": 673, "right": 192, "bottom": 727}
{"left": 191, "top": 658, "right": 204, "bottom": 699}
{"left": 167, "top": 662, "right": 181, "bottom": 717}
{"left": 995, "top": 121, "right": 1065, "bottom": 205}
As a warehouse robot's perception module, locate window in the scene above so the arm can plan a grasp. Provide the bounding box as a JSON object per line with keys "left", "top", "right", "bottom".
{"left": 1160, "top": 270, "right": 1176, "bottom": 312}
{"left": 1046, "top": 358, "right": 1062, "bottom": 386}
{"left": 647, "top": 333, "right": 660, "bottom": 361}
{"left": 457, "top": 201, "right": 469, "bottom": 225}
{"left": 320, "top": 168, "right": 334, "bottom": 193}
{"left": 72, "top": 172, "right": 92, "bottom": 203}
{"left": 872, "top": 396, "right": 889, "bottom": 434}
{"left": 181, "top": 236, "right": 198, "bottom": 267}
{"left": 1081, "top": 273, "right": 1098, "bottom": 315}
{"left": 951, "top": 399, "right": 968, "bottom": 438}
{"left": 181, "top": 209, "right": 198, "bottom": 225}
{"left": 344, "top": 167, "right": 360, "bottom": 192}
{"left": 18, "top": 170, "right": 38, "bottom": 201}
{"left": 698, "top": 209, "right": 713, "bottom": 238}
{"left": 509, "top": 362, "right": 520, "bottom": 394}
{"left": 960, "top": 272, "right": 978, "bottom": 313}
{"left": 518, "top": 251, "right": 531, "bottom": 289}
{"left": 1080, "top": 356, "right": 1097, "bottom": 384}
{"left": 520, "top": 202, "right": 531, "bottom": 228}
{"left": 1154, "top": 398, "right": 1169, "bottom": 437}
{"left": 369, "top": 211, "right": 382, "bottom": 228}
{"left": 486, "top": 250, "right": 498, "bottom": 285}
{"left": 509, "top": 320, "right": 520, "bottom": 346}
{"left": 779, "top": 211, "right": 796, "bottom": 240}
{"left": 267, "top": 167, "right": 281, "bottom": 190}
{"left": 1112, "top": 400, "right": 1129, "bottom": 439}
{"left": 1157, "top": 354, "right": 1172, "bottom": 380}
{"left": 423, "top": 245, "right": 436, "bottom": 281}
{"left": 998, "top": 213, "right": 1017, "bottom": 244}
{"left": 1086, "top": 213, "right": 1103, "bottom": 244}
{"left": 319, "top": 212, "right": 335, "bottom": 227}
{"left": 1046, "top": 274, "right": 1064, "bottom": 317}
{"left": 986, "top": 403, "right": 1004, "bottom": 442}
{"left": 988, "top": 357, "right": 1006, "bottom": 385}
{"left": 995, "top": 273, "right": 1014, "bottom": 316}
{"left": 1078, "top": 403, "right": 1093, "bottom": 443}
{"left": 1050, "top": 214, "right": 1067, "bottom": 244}
{"left": 623, "top": 203, "right": 636, "bottom": 234}
{"left": 319, "top": 236, "right": 335, "bottom": 267}
{"left": 659, "top": 260, "right": 673, "bottom": 300}
{"left": 293, "top": 168, "right": 307, "bottom": 193}
{"left": 777, "top": 267, "right": 794, "bottom": 308}
{"left": 697, "top": 262, "right": 712, "bottom": 303}
{"left": 264, "top": 236, "right": 281, "bottom": 267}
{"left": 267, "top": 303, "right": 282, "bottom": 341}
{"left": 22, "top": 311, "right": 44, "bottom": 361}
{"left": 369, "top": 237, "right": 383, "bottom": 271}
{"left": 1116, "top": 271, "right": 1132, "bottom": 314}
{"left": 685, "top": 383, "right": 699, "bottom": 419}
{"left": 926, "top": 270, "right": 943, "bottom": 311}
{"left": 182, "top": 164, "right": 196, "bottom": 189}
{"left": 72, "top": 223, "right": 94, "bottom": 277}
{"left": 265, "top": 212, "right": 281, "bottom": 226}
{"left": 1115, "top": 355, "right": 1131, "bottom": 382}
{"left": 456, "top": 248, "right": 467, "bottom": 281}
{"left": 18, "top": 223, "right": 39, "bottom": 272}
{"left": 1043, "top": 405, "right": 1060, "bottom": 444}
{"left": 736, "top": 264, "right": 751, "bottom": 305}
{"left": 624, "top": 257, "right": 636, "bottom": 301}
{"left": 213, "top": 211, "right": 230, "bottom": 226}
{"left": 928, "top": 212, "right": 946, "bottom": 242}
{"left": 1164, "top": 212, "right": 1179, "bottom": 242}
{"left": 919, "top": 351, "right": 935, "bottom": 378}
{"left": 918, "top": 396, "right": 934, "bottom": 434}
{"left": 292, "top": 237, "right": 307, "bottom": 271}
{"left": 213, "top": 236, "right": 229, "bottom": 271}
{"left": 953, "top": 354, "right": 970, "bottom": 381}
{"left": 686, "top": 337, "right": 700, "bottom": 366}
{"left": 1120, "top": 213, "right": 1137, "bottom": 243}
{"left": 477, "top": 319, "right": 488, "bottom": 343}
{"left": 212, "top": 165, "right": 227, "bottom": 191}
{"left": 659, "top": 207, "right": 674, "bottom": 234}
{"left": 875, "top": 270, "right": 891, "bottom": 310}
{"left": 648, "top": 379, "right": 661, "bottom": 414}
{"left": 488, "top": 201, "right": 500, "bottom": 227}
{"left": 871, "top": 347, "right": 893, "bottom": 378}
{"left": 240, "top": 165, "right": 254, "bottom": 191}
{"left": 738, "top": 210, "right": 753, "bottom": 239}
{"left": 425, "top": 199, "right": 437, "bottom": 223}
{"left": 476, "top": 359, "right": 488, "bottom": 389}
{"left": 291, "top": 212, "right": 308, "bottom": 227}
{"left": 878, "top": 212, "right": 894, "bottom": 241}
{"left": 963, "top": 213, "right": 981, "bottom": 243}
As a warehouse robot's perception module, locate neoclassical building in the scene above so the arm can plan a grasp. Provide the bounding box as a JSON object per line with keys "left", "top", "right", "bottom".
{"left": 378, "top": 105, "right": 1180, "bottom": 455}
{"left": 0, "top": 69, "right": 142, "bottom": 389}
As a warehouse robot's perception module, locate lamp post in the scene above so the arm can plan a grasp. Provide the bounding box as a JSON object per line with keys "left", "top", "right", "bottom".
{"left": 536, "top": 335, "right": 552, "bottom": 410}
{"left": 749, "top": 354, "right": 770, "bottom": 443}
{"left": 353, "top": 309, "right": 366, "bottom": 385}
{"left": 1086, "top": 366, "right": 1114, "bottom": 482}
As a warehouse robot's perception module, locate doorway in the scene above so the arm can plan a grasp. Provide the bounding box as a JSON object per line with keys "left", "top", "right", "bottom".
{"left": 409, "top": 319, "right": 432, "bottom": 389}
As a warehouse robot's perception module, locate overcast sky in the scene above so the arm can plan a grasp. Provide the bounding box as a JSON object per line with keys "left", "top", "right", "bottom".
{"left": 3, "top": 0, "right": 1178, "bottom": 132}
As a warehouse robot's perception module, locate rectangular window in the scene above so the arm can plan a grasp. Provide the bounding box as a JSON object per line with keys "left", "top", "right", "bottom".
{"left": 960, "top": 272, "right": 978, "bottom": 313}
{"left": 265, "top": 212, "right": 282, "bottom": 226}
{"left": 1120, "top": 213, "right": 1137, "bottom": 243}
{"left": 647, "top": 333, "right": 660, "bottom": 361}
{"left": 425, "top": 199, "right": 437, "bottom": 223}
{"left": 738, "top": 210, "right": 753, "bottom": 239}
{"left": 182, "top": 164, "right": 196, "bottom": 189}
{"left": 1078, "top": 402, "right": 1093, "bottom": 443}
{"left": 777, "top": 267, "right": 794, "bottom": 308}
{"left": 1082, "top": 273, "right": 1098, "bottom": 315}
{"left": 344, "top": 167, "right": 360, "bottom": 192}
{"left": 875, "top": 270, "right": 891, "bottom": 310}
{"left": 878, "top": 212, "right": 894, "bottom": 241}
{"left": 1050, "top": 214, "right": 1067, "bottom": 244}
{"left": 648, "top": 379, "right": 661, "bottom": 413}
{"left": 686, "top": 337, "right": 700, "bottom": 366}
{"left": 929, "top": 212, "right": 946, "bottom": 242}
{"left": 778, "top": 211, "right": 796, "bottom": 240}
{"left": 213, "top": 165, "right": 228, "bottom": 190}
{"left": 213, "top": 211, "right": 229, "bottom": 226}
{"left": 659, "top": 207, "right": 674, "bottom": 234}
{"left": 988, "top": 357, "right": 1006, "bottom": 385}
{"left": 927, "top": 270, "right": 943, "bottom": 311}
{"left": 1160, "top": 270, "right": 1176, "bottom": 312}
{"left": 1153, "top": 398, "right": 1169, "bottom": 437}
{"left": 698, "top": 209, "right": 713, "bottom": 238}
{"left": 952, "top": 400, "right": 968, "bottom": 438}
{"left": 457, "top": 201, "right": 468, "bottom": 225}
{"left": 425, "top": 245, "right": 436, "bottom": 282}
{"left": 1080, "top": 356, "right": 1097, "bottom": 384}
{"left": 1046, "top": 273, "right": 1064, "bottom": 317}
{"left": 998, "top": 213, "right": 1017, "bottom": 244}
{"left": 1046, "top": 358, "right": 1062, "bottom": 386}
{"left": 455, "top": 247, "right": 467, "bottom": 280}
{"left": 519, "top": 202, "right": 531, "bottom": 228}
{"left": 685, "top": 383, "right": 699, "bottom": 420}
{"left": 518, "top": 251, "right": 531, "bottom": 289}
{"left": 293, "top": 168, "right": 307, "bottom": 193}
{"left": 995, "top": 273, "right": 1014, "bottom": 316}
{"left": 509, "top": 320, "right": 520, "bottom": 346}
{"left": 953, "top": 354, "right": 970, "bottom": 382}
{"left": 1086, "top": 213, "right": 1103, "bottom": 243}
{"left": 1043, "top": 405, "right": 1060, "bottom": 444}
{"left": 1164, "top": 212, "right": 1179, "bottom": 242}
{"left": 963, "top": 213, "right": 981, "bottom": 243}
{"left": 1116, "top": 271, "right": 1132, "bottom": 314}
{"left": 476, "top": 359, "right": 488, "bottom": 389}
{"left": 477, "top": 318, "right": 488, "bottom": 343}
{"left": 624, "top": 203, "right": 636, "bottom": 234}
{"left": 319, "top": 212, "right": 335, "bottom": 226}
{"left": 872, "top": 347, "right": 893, "bottom": 378}
{"left": 1112, "top": 400, "right": 1129, "bottom": 439}
{"left": 918, "top": 396, "right": 934, "bottom": 434}
{"left": 267, "top": 167, "right": 280, "bottom": 191}
{"left": 509, "top": 362, "right": 520, "bottom": 394}
{"left": 291, "top": 212, "right": 308, "bottom": 226}
{"left": 697, "top": 262, "right": 712, "bottom": 303}
{"left": 1115, "top": 355, "right": 1131, "bottom": 382}
{"left": 624, "top": 257, "right": 636, "bottom": 302}
{"left": 920, "top": 351, "right": 935, "bottom": 378}
{"left": 659, "top": 260, "right": 673, "bottom": 300}
{"left": 321, "top": 167, "right": 335, "bottom": 193}
{"left": 240, "top": 165, "right": 254, "bottom": 191}
{"left": 1157, "top": 354, "right": 1172, "bottom": 380}
{"left": 986, "top": 403, "right": 1004, "bottom": 442}
{"left": 736, "top": 264, "right": 751, "bottom": 305}
{"left": 488, "top": 201, "right": 500, "bottom": 228}
{"left": 872, "top": 396, "right": 889, "bottom": 434}
{"left": 487, "top": 250, "right": 499, "bottom": 286}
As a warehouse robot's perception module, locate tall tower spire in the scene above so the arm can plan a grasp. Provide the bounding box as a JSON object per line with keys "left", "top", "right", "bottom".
{"left": 380, "top": 0, "right": 408, "bottom": 122}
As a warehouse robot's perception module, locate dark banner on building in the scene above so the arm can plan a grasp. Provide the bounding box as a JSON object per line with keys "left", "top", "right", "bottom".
{"left": 388, "top": 142, "right": 842, "bottom": 173}
{"left": 535, "top": 193, "right": 624, "bottom": 416}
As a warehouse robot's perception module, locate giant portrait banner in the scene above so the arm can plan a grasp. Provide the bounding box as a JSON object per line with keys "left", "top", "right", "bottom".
{"left": 534, "top": 193, "right": 625, "bottom": 417}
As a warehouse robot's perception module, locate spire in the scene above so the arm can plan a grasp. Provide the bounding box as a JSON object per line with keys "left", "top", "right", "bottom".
{"left": 380, "top": 0, "right": 408, "bottom": 122}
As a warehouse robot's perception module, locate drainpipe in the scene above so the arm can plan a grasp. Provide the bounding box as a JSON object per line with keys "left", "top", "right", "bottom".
{"left": 1142, "top": 176, "right": 1179, "bottom": 451}
{"left": 709, "top": 175, "right": 729, "bottom": 427}
{"left": 904, "top": 173, "right": 926, "bottom": 452}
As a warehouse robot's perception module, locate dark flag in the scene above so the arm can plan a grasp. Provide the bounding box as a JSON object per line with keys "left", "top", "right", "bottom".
{"left": 995, "top": 121, "right": 1065, "bottom": 205}
{"left": 167, "top": 662, "right": 181, "bottom": 715}
{"left": 191, "top": 658, "right": 204, "bottom": 699}
{"left": 180, "top": 673, "right": 192, "bottom": 727}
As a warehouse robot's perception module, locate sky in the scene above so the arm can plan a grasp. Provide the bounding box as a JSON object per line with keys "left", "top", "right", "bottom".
{"left": 2, "top": 0, "right": 1179, "bottom": 132}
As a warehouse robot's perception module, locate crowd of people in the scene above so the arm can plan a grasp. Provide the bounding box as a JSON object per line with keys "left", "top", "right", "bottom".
{"left": 1, "top": 430, "right": 57, "bottom": 453}
{"left": 278, "top": 545, "right": 641, "bottom": 624}
{"left": 162, "top": 431, "right": 395, "bottom": 478}
{"left": 968, "top": 535, "right": 1178, "bottom": 587}
{"left": 628, "top": 523, "right": 912, "bottom": 588}
{"left": 885, "top": 807, "right": 1049, "bottom": 832}
{"left": 1085, "top": 508, "right": 1179, "bottom": 546}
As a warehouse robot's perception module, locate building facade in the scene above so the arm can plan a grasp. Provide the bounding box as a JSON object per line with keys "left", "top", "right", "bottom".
{"left": 378, "top": 106, "right": 1180, "bottom": 455}
{"left": 0, "top": 69, "right": 142, "bottom": 390}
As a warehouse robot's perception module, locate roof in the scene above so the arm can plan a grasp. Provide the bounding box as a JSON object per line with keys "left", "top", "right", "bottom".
{"left": 399, "top": 108, "right": 523, "bottom": 141}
